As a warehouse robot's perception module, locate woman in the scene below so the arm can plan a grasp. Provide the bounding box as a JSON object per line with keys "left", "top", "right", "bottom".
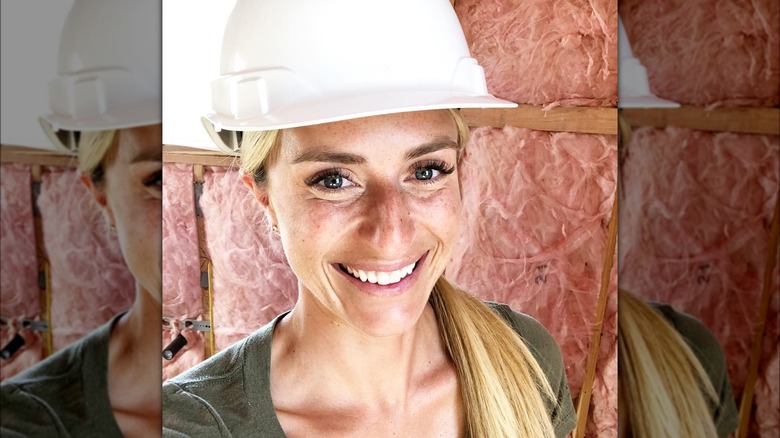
{"left": 163, "top": 1, "right": 576, "bottom": 437}
{"left": 0, "top": 0, "right": 162, "bottom": 436}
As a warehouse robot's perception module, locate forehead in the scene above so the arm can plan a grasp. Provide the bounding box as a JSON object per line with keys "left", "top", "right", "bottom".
{"left": 114, "top": 124, "right": 163, "bottom": 162}
{"left": 280, "top": 110, "right": 457, "bottom": 154}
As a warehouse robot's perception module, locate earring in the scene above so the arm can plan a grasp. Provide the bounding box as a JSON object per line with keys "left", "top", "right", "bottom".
{"left": 109, "top": 223, "right": 117, "bottom": 233}
{"left": 271, "top": 225, "right": 279, "bottom": 233}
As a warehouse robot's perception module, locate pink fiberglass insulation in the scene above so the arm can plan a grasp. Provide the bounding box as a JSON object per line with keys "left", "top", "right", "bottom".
{"left": 37, "top": 167, "right": 135, "bottom": 350}
{"left": 161, "top": 164, "right": 206, "bottom": 380}
{"left": 199, "top": 167, "right": 297, "bottom": 352}
{"left": 751, "top": 258, "right": 778, "bottom": 437}
{"left": 619, "top": 127, "right": 780, "bottom": 434}
{"left": 455, "top": 0, "right": 618, "bottom": 107}
{"left": 447, "top": 126, "right": 618, "bottom": 435}
{"left": 621, "top": 0, "right": 780, "bottom": 107}
{"left": 0, "top": 164, "right": 42, "bottom": 380}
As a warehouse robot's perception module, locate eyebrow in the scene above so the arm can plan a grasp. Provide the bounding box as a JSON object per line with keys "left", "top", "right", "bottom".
{"left": 291, "top": 139, "right": 458, "bottom": 165}
{"left": 130, "top": 148, "right": 163, "bottom": 164}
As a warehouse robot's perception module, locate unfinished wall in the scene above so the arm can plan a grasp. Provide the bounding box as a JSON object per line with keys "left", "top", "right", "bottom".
{"left": 621, "top": 1, "right": 780, "bottom": 435}
{"left": 0, "top": 162, "right": 135, "bottom": 380}
{"left": 0, "top": 164, "right": 41, "bottom": 380}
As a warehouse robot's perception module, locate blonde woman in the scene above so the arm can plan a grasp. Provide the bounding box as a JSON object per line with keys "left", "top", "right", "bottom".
{"left": 162, "top": 0, "right": 576, "bottom": 437}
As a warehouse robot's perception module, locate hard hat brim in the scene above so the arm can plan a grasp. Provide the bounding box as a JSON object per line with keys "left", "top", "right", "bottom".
{"left": 39, "top": 99, "right": 161, "bottom": 132}
{"left": 203, "top": 90, "right": 517, "bottom": 133}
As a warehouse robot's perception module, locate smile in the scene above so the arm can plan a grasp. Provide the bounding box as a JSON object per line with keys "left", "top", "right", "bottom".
{"left": 339, "top": 261, "right": 417, "bottom": 285}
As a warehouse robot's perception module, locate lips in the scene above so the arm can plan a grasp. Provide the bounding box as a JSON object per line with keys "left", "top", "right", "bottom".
{"left": 339, "top": 261, "right": 417, "bottom": 285}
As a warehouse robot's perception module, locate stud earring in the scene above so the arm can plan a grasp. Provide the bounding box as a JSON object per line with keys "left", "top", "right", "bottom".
{"left": 271, "top": 225, "right": 279, "bottom": 233}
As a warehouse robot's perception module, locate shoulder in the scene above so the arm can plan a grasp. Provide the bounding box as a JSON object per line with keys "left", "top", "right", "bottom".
{"left": 0, "top": 316, "right": 118, "bottom": 437}
{"left": 485, "top": 301, "right": 562, "bottom": 366}
{"left": 0, "top": 334, "right": 94, "bottom": 437}
{"left": 485, "top": 301, "right": 577, "bottom": 438}
{"left": 649, "top": 302, "right": 738, "bottom": 437}
{"left": 649, "top": 303, "right": 727, "bottom": 376}
{"left": 163, "top": 318, "right": 278, "bottom": 437}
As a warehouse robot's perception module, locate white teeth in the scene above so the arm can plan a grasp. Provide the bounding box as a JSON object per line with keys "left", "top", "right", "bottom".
{"left": 343, "top": 261, "right": 417, "bottom": 285}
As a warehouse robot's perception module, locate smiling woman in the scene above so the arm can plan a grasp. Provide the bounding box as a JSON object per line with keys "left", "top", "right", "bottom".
{"left": 162, "top": 0, "right": 576, "bottom": 437}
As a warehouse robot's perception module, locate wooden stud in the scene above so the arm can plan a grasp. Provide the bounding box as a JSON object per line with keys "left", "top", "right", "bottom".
{"left": 621, "top": 106, "right": 779, "bottom": 135}
{"left": 30, "top": 165, "right": 53, "bottom": 358}
{"left": 573, "top": 190, "right": 618, "bottom": 438}
{"left": 736, "top": 188, "right": 780, "bottom": 437}
{"left": 193, "top": 164, "right": 216, "bottom": 358}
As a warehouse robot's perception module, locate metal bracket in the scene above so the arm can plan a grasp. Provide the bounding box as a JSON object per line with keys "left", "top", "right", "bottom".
{"left": 20, "top": 319, "right": 49, "bottom": 332}
{"left": 162, "top": 317, "right": 211, "bottom": 332}
{"left": 182, "top": 319, "right": 212, "bottom": 332}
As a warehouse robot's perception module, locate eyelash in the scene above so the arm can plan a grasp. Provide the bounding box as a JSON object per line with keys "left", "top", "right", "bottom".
{"left": 305, "top": 160, "right": 455, "bottom": 190}
{"left": 413, "top": 160, "right": 455, "bottom": 183}
{"left": 144, "top": 171, "right": 162, "bottom": 187}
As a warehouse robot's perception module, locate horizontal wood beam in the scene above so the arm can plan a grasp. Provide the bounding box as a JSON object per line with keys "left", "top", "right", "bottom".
{"left": 461, "top": 106, "right": 618, "bottom": 135}
{"left": 0, "top": 146, "right": 76, "bottom": 167}
{"left": 163, "top": 146, "right": 239, "bottom": 167}
{"left": 621, "top": 106, "right": 779, "bottom": 135}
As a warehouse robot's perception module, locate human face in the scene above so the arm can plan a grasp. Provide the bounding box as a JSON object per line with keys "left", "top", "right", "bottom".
{"left": 84, "top": 125, "right": 163, "bottom": 303}
{"left": 256, "top": 110, "right": 462, "bottom": 337}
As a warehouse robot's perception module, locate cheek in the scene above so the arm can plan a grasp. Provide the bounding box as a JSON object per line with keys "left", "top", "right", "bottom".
{"left": 111, "top": 190, "right": 162, "bottom": 283}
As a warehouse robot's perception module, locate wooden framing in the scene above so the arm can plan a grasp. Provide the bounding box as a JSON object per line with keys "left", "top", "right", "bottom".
{"left": 462, "top": 106, "right": 617, "bottom": 134}
{"left": 1, "top": 146, "right": 76, "bottom": 167}
{"left": 736, "top": 191, "right": 779, "bottom": 438}
{"left": 573, "top": 191, "right": 618, "bottom": 438}
{"left": 193, "top": 165, "right": 217, "bottom": 358}
{"left": 621, "top": 106, "right": 780, "bottom": 135}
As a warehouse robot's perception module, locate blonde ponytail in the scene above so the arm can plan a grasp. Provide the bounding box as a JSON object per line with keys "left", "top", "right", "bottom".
{"left": 430, "top": 277, "right": 556, "bottom": 437}
{"left": 618, "top": 289, "right": 719, "bottom": 437}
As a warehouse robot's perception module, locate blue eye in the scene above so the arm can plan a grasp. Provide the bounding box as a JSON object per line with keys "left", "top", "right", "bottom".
{"left": 415, "top": 167, "right": 435, "bottom": 180}
{"left": 411, "top": 160, "right": 454, "bottom": 182}
{"left": 322, "top": 174, "right": 343, "bottom": 189}
{"left": 306, "top": 168, "right": 354, "bottom": 190}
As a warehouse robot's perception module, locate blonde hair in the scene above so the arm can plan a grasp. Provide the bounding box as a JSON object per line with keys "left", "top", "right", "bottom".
{"left": 241, "top": 109, "right": 557, "bottom": 437}
{"left": 77, "top": 130, "right": 118, "bottom": 182}
{"left": 618, "top": 289, "right": 718, "bottom": 437}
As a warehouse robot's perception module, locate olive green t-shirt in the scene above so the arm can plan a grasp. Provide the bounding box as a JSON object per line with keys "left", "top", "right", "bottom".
{"left": 163, "top": 303, "right": 577, "bottom": 437}
{"left": 651, "top": 303, "right": 740, "bottom": 438}
{"left": 0, "top": 314, "right": 125, "bottom": 437}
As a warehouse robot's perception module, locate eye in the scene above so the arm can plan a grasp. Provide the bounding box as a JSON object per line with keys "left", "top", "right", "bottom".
{"left": 144, "top": 171, "right": 162, "bottom": 188}
{"left": 322, "top": 174, "right": 344, "bottom": 189}
{"left": 414, "top": 167, "right": 437, "bottom": 181}
{"left": 411, "top": 160, "right": 454, "bottom": 183}
{"left": 306, "top": 169, "right": 355, "bottom": 191}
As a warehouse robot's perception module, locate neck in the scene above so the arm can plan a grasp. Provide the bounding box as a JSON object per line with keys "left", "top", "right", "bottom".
{"left": 275, "top": 288, "right": 448, "bottom": 406}
{"left": 107, "top": 283, "right": 162, "bottom": 427}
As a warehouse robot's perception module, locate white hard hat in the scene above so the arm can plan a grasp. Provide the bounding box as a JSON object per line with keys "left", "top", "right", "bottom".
{"left": 203, "top": 0, "right": 516, "bottom": 154}
{"left": 618, "top": 17, "right": 679, "bottom": 109}
{"left": 39, "top": 0, "right": 161, "bottom": 154}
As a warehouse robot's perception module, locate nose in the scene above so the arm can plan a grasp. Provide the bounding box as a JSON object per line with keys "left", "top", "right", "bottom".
{"left": 358, "top": 182, "right": 414, "bottom": 252}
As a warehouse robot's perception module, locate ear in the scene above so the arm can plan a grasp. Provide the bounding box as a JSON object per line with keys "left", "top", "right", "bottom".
{"left": 240, "top": 173, "right": 279, "bottom": 229}
{"left": 79, "top": 173, "right": 115, "bottom": 228}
